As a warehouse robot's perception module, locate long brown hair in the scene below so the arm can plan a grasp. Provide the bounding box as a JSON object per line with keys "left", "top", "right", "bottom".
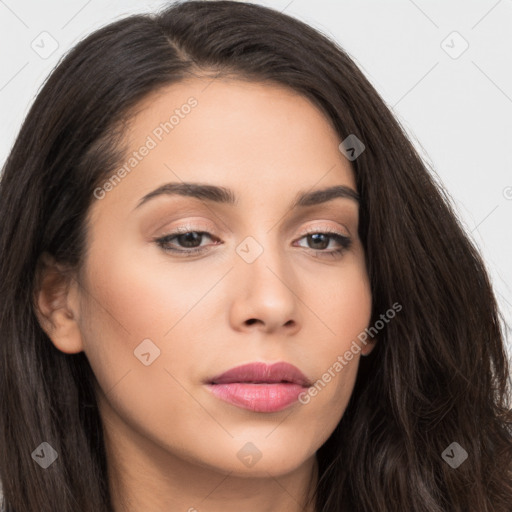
{"left": 1, "top": 1, "right": 511, "bottom": 510}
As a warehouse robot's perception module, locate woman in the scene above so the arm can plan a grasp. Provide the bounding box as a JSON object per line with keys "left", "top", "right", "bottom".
{"left": 0, "top": 1, "right": 511, "bottom": 511}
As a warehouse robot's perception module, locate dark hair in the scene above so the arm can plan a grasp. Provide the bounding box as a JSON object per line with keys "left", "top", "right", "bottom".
{"left": 1, "top": 1, "right": 511, "bottom": 510}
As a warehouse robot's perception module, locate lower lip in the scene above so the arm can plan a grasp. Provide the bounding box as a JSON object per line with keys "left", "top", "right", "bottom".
{"left": 207, "top": 383, "right": 306, "bottom": 413}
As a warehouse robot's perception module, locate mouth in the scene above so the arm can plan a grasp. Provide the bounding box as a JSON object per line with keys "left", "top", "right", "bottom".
{"left": 205, "top": 362, "right": 312, "bottom": 413}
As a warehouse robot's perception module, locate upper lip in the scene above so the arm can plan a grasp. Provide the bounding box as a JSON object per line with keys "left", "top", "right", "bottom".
{"left": 207, "top": 362, "right": 312, "bottom": 387}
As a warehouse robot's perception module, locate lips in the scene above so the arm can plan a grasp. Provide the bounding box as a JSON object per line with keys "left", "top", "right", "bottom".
{"left": 209, "top": 361, "right": 312, "bottom": 386}
{"left": 206, "top": 362, "right": 312, "bottom": 413}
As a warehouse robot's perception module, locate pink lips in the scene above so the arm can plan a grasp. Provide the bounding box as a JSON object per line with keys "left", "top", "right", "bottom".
{"left": 206, "top": 362, "right": 311, "bottom": 413}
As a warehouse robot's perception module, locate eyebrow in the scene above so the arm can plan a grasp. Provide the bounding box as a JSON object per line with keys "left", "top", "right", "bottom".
{"left": 133, "top": 182, "right": 359, "bottom": 210}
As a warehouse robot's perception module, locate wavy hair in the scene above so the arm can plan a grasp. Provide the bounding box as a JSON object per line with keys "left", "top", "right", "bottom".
{"left": 0, "top": 1, "right": 511, "bottom": 510}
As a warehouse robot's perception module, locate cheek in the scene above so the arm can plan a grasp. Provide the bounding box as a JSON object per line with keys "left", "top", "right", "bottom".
{"left": 81, "top": 238, "right": 215, "bottom": 344}
{"left": 76, "top": 245, "right": 209, "bottom": 450}
{"left": 312, "top": 255, "right": 372, "bottom": 349}
{"left": 77, "top": 238, "right": 226, "bottom": 406}
{"left": 299, "top": 260, "right": 371, "bottom": 424}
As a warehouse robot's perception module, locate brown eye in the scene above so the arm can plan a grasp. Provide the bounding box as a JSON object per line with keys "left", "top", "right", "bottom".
{"left": 155, "top": 230, "right": 219, "bottom": 255}
{"left": 295, "top": 231, "right": 352, "bottom": 259}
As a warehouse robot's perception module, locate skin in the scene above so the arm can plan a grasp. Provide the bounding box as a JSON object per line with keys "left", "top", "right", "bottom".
{"left": 35, "top": 77, "right": 375, "bottom": 512}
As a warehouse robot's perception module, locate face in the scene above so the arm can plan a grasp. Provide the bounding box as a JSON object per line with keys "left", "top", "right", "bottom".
{"left": 43, "top": 78, "right": 374, "bottom": 479}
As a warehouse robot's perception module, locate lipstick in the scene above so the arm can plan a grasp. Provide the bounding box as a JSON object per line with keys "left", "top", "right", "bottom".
{"left": 206, "top": 361, "right": 311, "bottom": 413}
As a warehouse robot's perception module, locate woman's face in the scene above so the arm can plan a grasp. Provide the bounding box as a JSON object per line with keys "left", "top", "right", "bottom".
{"left": 61, "top": 78, "right": 373, "bottom": 478}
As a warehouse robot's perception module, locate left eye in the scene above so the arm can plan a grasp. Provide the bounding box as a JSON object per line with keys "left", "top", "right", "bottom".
{"left": 295, "top": 232, "right": 351, "bottom": 252}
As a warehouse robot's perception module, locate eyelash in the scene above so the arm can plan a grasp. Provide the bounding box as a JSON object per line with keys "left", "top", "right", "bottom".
{"left": 154, "top": 226, "right": 352, "bottom": 260}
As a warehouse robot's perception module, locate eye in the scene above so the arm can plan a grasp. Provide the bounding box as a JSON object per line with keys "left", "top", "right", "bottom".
{"left": 155, "top": 228, "right": 219, "bottom": 255}
{"left": 294, "top": 229, "right": 352, "bottom": 259}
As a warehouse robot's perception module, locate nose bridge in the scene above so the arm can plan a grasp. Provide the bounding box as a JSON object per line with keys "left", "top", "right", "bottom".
{"left": 236, "top": 230, "right": 290, "bottom": 290}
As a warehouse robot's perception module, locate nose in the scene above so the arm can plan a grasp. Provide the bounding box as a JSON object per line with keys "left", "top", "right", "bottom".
{"left": 228, "top": 243, "right": 302, "bottom": 335}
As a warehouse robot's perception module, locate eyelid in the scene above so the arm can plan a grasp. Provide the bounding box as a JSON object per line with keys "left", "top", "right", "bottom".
{"left": 153, "top": 220, "right": 216, "bottom": 238}
{"left": 297, "top": 222, "right": 351, "bottom": 238}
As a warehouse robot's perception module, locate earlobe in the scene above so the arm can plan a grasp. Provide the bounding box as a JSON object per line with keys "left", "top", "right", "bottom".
{"left": 33, "top": 252, "right": 84, "bottom": 354}
{"left": 360, "top": 337, "right": 378, "bottom": 357}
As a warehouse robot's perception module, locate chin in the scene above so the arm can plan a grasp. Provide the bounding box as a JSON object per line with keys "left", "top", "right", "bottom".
{"left": 189, "top": 435, "right": 318, "bottom": 478}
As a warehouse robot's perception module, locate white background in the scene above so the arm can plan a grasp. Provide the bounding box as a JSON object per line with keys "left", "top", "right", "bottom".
{"left": 0, "top": 0, "right": 511, "bottom": 357}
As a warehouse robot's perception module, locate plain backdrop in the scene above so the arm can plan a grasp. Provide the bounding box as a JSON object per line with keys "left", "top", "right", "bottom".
{"left": 0, "top": 0, "right": 511, "bottom": 360}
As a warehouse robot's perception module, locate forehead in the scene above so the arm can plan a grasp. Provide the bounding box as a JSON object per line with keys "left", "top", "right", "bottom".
{"left": 89, "top": 77, "right": 356, "bottom": 218}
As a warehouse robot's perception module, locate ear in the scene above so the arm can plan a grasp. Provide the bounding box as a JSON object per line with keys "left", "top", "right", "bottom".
{"left": 360, "top": 336, "right": 378, "bottom": 356}
{"left": 33, "top": 252, "right": 84, "bottom": 354}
